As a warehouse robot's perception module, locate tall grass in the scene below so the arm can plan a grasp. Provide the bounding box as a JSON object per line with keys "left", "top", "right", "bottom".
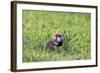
{"left": 22, "top": 10, "right": 91, "bottom": 62}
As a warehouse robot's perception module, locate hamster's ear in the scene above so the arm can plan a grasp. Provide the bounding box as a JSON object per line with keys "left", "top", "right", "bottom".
{"left": 55, "top": 32, "right": 62, "bottom": 36}
{"left": 53, "top": 35, "right": 56, "bottom": 40}
{"left": 52, "top": 33, "right": 56, "bottom": 40}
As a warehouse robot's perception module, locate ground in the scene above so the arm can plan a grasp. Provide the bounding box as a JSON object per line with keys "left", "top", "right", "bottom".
{"left": 22, "top": 10, "right": 91, "bottom": 62}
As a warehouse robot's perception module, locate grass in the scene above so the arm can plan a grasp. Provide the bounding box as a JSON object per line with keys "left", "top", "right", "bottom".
{"left": 22, "top": 10, "right": 91, "bottom": 62}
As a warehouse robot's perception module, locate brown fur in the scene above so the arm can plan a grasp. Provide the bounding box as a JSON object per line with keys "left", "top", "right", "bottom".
{"left": 44, "top": 40, "right": 55, "bottom": 52}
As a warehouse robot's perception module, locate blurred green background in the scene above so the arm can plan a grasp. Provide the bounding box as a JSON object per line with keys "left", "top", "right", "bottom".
{"left": 22, "top": 10, "right": 91, "bottom": 62}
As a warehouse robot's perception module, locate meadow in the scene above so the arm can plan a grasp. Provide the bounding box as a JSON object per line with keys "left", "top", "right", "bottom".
{"left": 22, "top": 10, "right": 91, "bottom": 62}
